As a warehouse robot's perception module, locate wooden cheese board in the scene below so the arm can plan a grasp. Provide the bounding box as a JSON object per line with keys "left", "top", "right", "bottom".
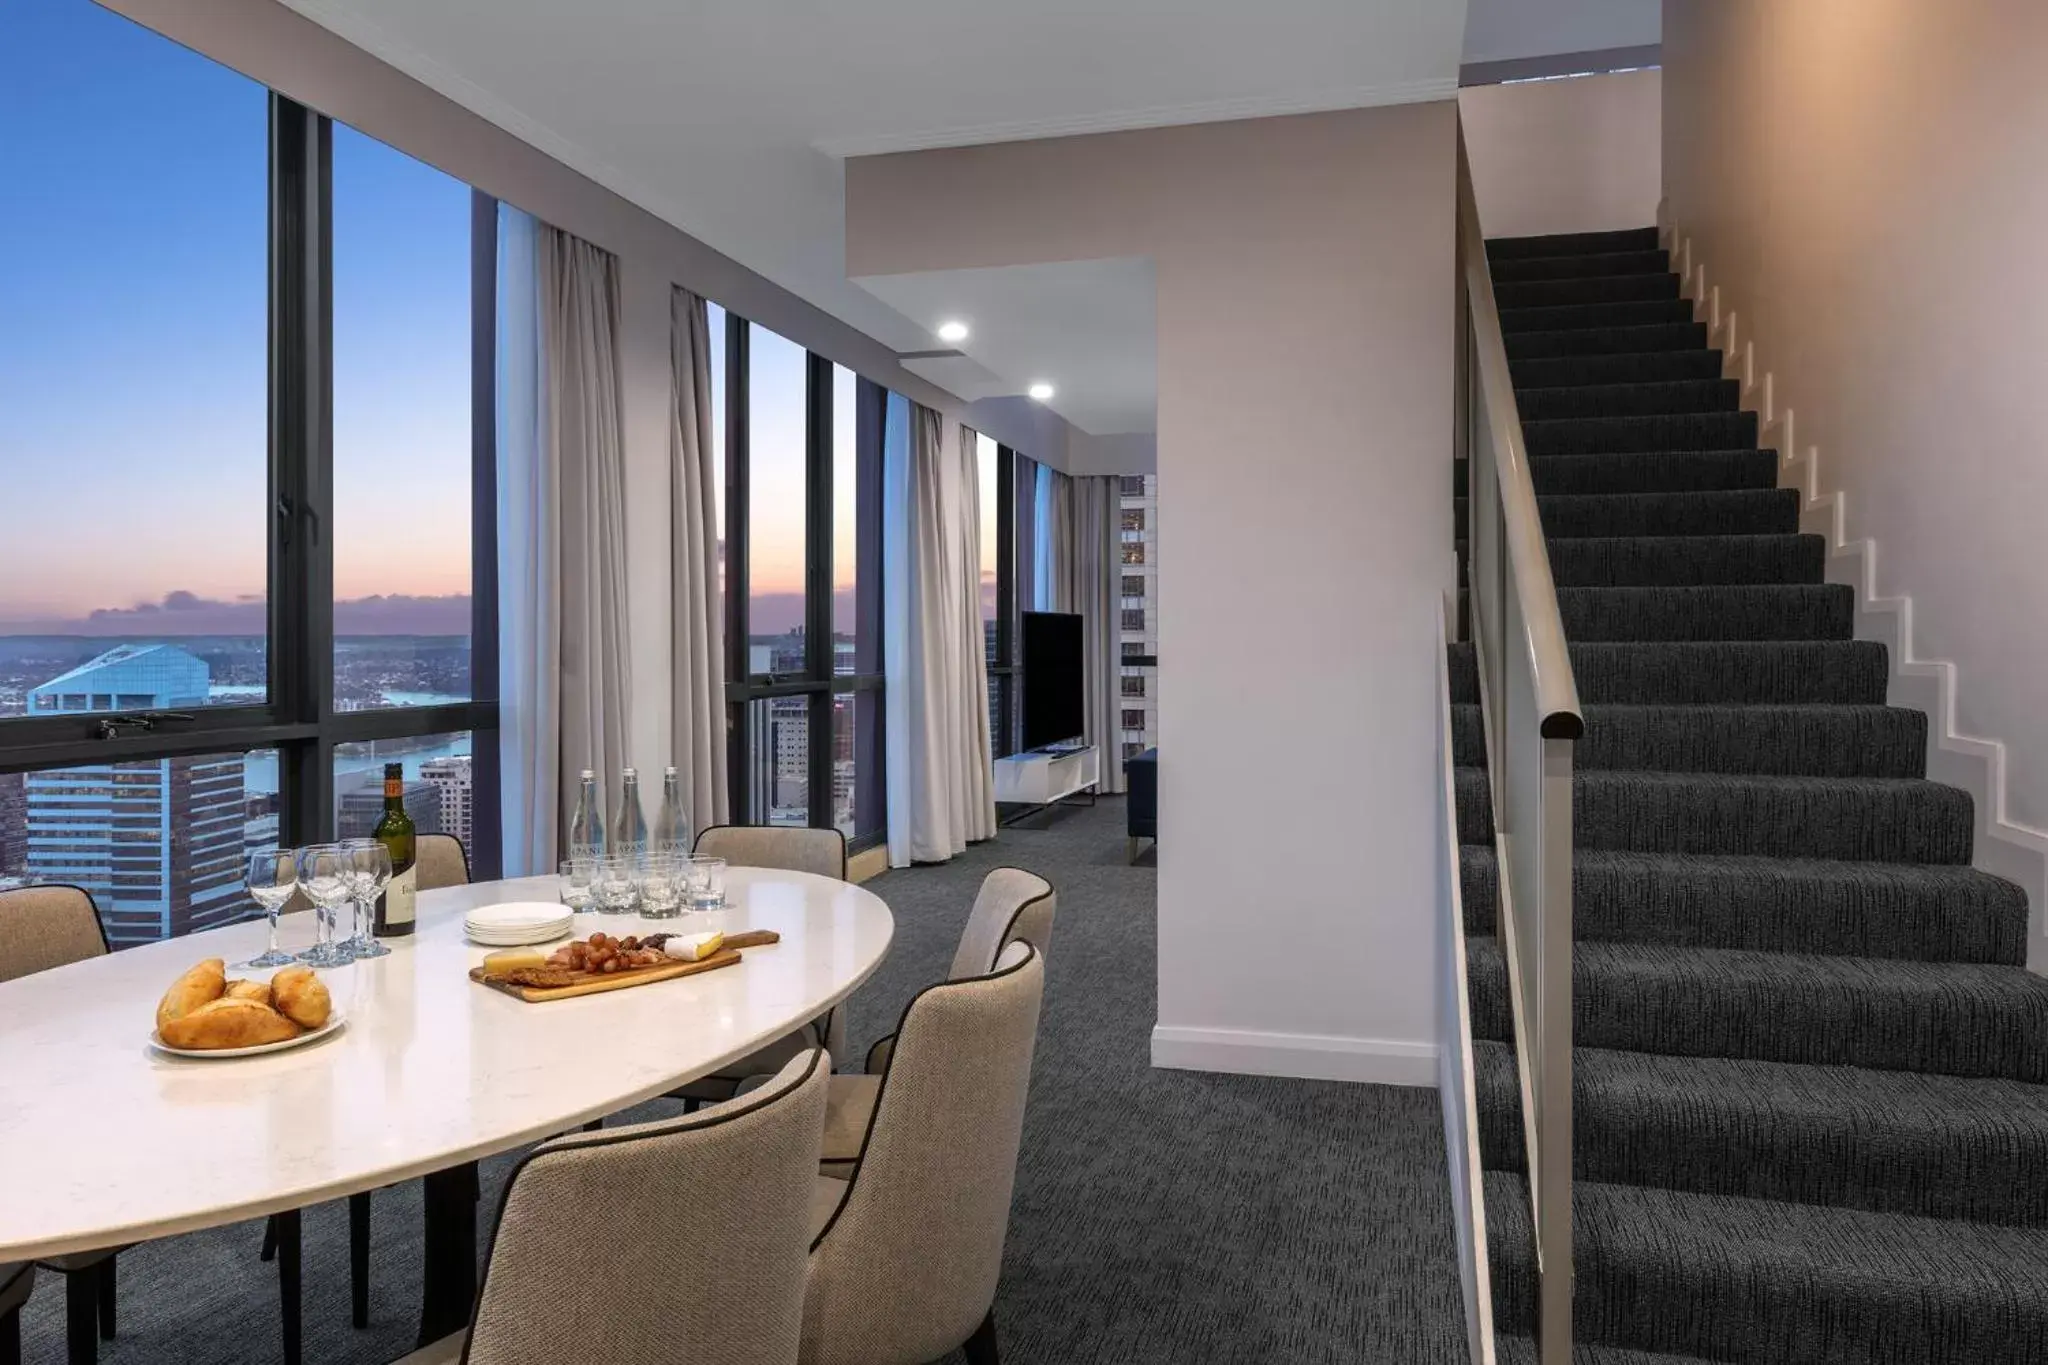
{"left": 470, "top": 929, "right": 780, "bottom": 1004}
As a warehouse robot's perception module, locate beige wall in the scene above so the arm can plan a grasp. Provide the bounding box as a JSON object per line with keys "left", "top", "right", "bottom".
{"left": 1459, "top": 68, "right": 1662, "bottom": 238}
{"left": 849, "top": 104, "right": 1459, "bottom": 1083}
{"left": 1664, "top": 1, "right": 2048, "bottom": 836}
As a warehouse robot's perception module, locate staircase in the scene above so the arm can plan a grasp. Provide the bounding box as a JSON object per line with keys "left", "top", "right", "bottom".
{"left": 1454, "top": 225, "right": 2048, "bottom": 1364}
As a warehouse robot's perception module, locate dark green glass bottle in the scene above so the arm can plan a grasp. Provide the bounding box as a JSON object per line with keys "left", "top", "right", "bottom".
{"left": 372, "top": 761, "right": 418, "bottom": 936}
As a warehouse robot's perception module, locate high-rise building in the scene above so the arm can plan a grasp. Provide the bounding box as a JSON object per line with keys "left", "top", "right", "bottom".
{"left": 0, "top": 771, "right": 25, "bottom": 877}
{"left": 336, "top": 771, "right": 446, "bottom": 842}
{"left": 23, "top": 645, "right": 245, "bottom": 946}
{"left": 1118, "top": 474, "right": 1159, "bottom": 761}
{"left": 420, "top": 754, "right": 474, "bottom": 851}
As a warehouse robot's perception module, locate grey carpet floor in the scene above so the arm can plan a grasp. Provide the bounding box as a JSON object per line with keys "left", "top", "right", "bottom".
{"left": 19, "top": 797, "right": 1467, "bottom": 1363}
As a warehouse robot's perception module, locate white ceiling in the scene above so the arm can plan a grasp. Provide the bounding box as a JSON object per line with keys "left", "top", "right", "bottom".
{"left": 1461, "top": 0, "right": 1660, "bottom": 65}
{"left": 277, "top": 0, "right": 1470, "bottom": 434}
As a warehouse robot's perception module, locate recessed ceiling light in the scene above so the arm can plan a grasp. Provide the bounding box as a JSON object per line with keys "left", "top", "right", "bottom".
{"left": 936, "top": 320, "right": 970, "bottom": 343}
{"left": 1028, "top": 382, "right": 1055, "bottom": 402}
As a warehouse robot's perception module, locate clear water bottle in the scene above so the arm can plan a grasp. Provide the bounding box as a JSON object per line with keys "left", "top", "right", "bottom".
{"left": 652, "top": 765, "right": 689, "bottom": 858}
{"left": 612, "top": 767, "right": 650, "bottom": 860}
{"left": 568, "top": 769, "right": 605, "bottom": 863}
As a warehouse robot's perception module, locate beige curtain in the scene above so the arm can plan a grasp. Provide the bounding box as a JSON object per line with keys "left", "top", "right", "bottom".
{"left": 669, "top": 289, "right": 729, "bottom": 836}
{"left": 883, "top": 408, "right": 997, "bottom": 864}
{"left": 1073, "top": 475, "right": 1126, "bottom": 793}
{"left": 542, "top": 225, "right": 633, "bottom": 846}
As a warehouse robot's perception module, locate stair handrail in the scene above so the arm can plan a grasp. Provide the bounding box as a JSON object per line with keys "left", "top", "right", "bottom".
{"left": 1454, "top": 118, "right": 1580, "bottom": 1365}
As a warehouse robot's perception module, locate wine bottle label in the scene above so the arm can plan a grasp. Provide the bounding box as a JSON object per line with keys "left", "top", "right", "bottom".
{"left": 379, "top": 864, "right": 418, "bottom": 931}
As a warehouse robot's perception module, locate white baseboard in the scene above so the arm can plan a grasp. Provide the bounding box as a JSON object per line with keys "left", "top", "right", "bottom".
{"left": 1660, "top": 216, "right": 2048, "bottom": 971}
{"left": 1150, "top": 1024, "right": 1440, "bottom": 1087}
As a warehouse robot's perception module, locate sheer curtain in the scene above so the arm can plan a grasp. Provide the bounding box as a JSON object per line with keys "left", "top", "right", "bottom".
{"left": 669, "top": 288, "right": 729, "bottom": 835}
{"left": 1073, "top": 475, "right": 1127, "bottom": 793}
{"left": 496, "top": 209, "right": 634, "bottom": 876}
{"left": 883, "top": 405, "right": 997, "bottom": 864}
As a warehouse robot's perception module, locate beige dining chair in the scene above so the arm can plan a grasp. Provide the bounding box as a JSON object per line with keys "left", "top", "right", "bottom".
{"left": 0, "top": 885, "right": 128, "bottom": 1365}
{"left": 801, "top": 941, "right": 1046, "bottom": 1365}
{"left": 670, "top": 825, "right": 850, "bottom": 1107}
{"left": 415, "top": 832, "right": 471, "bottom": 891}
{"left": 822, "top": 868, "right": 1055, "bottom": 1177}
{"left": 398, "top": 1047, "right": 832, "bottom": 1365}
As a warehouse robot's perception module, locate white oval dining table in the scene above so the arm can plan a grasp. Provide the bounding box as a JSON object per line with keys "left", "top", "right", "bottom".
{"left": 0, "top": 868, "right": 893, "bottom": 1347}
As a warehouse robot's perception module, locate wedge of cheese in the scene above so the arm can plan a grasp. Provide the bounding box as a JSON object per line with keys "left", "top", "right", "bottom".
{"left": 480, "top": 947, "right": 547, "bottom": 978}
{"left": 662, "top": 931, "right": 725, "bottom": 962}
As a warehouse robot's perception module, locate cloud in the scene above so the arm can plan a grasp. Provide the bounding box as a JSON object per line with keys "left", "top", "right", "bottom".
{"left": 13, "top": 591, "right": 472, "bottom": 637}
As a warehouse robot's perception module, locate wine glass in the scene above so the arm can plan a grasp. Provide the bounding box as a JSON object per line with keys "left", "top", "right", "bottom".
{"left": 237, "top": 847, "right": 300, "bottom": 969}
{"left": 340, "top": 840, "right": 393, "bottom": 960}
{"left": 294, "top": 844, "right": 352, "bottom": 969}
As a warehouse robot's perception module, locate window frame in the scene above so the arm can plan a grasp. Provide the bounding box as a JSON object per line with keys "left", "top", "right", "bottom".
{"left": 0, "top": 95, "right": 501, "bottom": 880}
{"left": 720, "top": 316, "right": 887, "bottom": 850}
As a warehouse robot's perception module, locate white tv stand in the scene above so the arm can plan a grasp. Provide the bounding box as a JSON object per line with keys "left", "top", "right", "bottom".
{"left": 993, "top": 745, "right": 1100, "bottom": 825}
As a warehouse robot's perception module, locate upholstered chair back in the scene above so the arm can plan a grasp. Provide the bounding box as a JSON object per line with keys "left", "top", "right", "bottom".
{"left": 0, "top": 884, "right": 106, "bottom": 983}
{"left": 466, "top": 1049, "right": 830, "bottom": 1365}
{"left": 695, "top": 825, "right": 848, "bottom": 881}
{"left": 415, "top": 833, "right": 471, "bottom": 891}
{"left": 948, "top": 867, "right": 1056, "bottom": 980}
{"left": 802, "top": 942, "right": 1046, "bottom": 1365}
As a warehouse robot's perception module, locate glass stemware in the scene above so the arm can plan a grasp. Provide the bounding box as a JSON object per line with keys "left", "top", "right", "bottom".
{"left": 237, "top": 847, "right": 299, "bottom": 969}
{"left": 340, "top": 839, "right": 392, "bottom": 960}
{"left": 294, "top": 844, "right": 353, "bottom": 969}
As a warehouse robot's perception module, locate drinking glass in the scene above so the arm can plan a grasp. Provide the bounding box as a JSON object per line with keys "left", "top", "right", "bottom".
{"left": 341, "top": 840, "right": 393, "bottom": 960}
{"left": 685, "top": 855, "right": 727, "bottom": 917}
{"left": 638, "top": 853, "right": 683, "bottom": 919}
{"left": 237, "top": 847, "right": 300, "bottom": 969}
{"left": 294, "top": 844, "right": 353, "bottom": 968}
{"left": 593, "top": 854, "right": 639, "bottom": 915}
{"left": 558, "top": 857, "right": 595, "bottom": 910}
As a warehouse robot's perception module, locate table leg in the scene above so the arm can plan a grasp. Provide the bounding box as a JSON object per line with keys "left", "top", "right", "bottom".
{"left": 275, "top": 1208, "right": 302, "bottom": 1365}
{"left": 415, "top": 1161, "right": 480, "bottom": 1348}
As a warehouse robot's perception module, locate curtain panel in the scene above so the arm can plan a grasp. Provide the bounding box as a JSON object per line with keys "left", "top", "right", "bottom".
{"left": 668, "top": 288, "right": 730, "bottom": 837}
{"left": 882, "top": 406, "right": 997, "bottom": 864}
{"left": 496, "top": 210, "right": 634, "bottom": 875}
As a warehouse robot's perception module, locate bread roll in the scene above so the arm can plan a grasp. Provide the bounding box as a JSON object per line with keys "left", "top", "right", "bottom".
{"left": 156, "top": 959, "right": 226, "bottom": 1034}
{"left": 159, "top": 997, "right": 302, "bottom": 1050}
{"left": 222, "top": 978, "right": 272, "bottom": 1005}
{"left": 269, "top": 966, "right": 331, "bottom": 1030}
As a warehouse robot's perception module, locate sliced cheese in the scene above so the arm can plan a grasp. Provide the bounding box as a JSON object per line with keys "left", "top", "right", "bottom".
{"left": 663, "top": 931, "right": 724, "bottom": 962}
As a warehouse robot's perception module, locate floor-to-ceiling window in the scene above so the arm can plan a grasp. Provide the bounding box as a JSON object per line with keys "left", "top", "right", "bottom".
{"left": 984, "top": 443, "right": 1022, "bottom": 757}
{"left": 718, "top": 315, "right": 885, "bottom": 848}
{"left": 0, "top": 0, "right": 499, "bottom": 944}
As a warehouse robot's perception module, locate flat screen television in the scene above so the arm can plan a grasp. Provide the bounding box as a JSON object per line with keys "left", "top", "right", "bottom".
{"left": 1021, "top": 611, "right": 1086, "bottom": 752}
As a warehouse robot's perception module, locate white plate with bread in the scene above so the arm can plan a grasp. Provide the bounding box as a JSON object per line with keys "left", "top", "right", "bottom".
{"left": 149, "top": 959, "right": 345, "bottom": 1059}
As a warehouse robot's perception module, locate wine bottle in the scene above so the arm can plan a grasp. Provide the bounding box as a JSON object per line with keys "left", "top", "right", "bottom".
{"left": 568, "top": 769, "right": 605, "bottom": 863}
{"left": 652, "top": 765, "right": 688, "bottom": 857}
{"left": 372, "top": 762, "right": 418, "bottom": 937}
{"left": 612, "top": 767, "right": 649, "bottom": 859}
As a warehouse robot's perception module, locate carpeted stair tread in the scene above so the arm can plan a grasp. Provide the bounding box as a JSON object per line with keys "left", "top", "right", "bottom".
{"left": 1484, "top": 1171, "right": 2048, "bottom": 1363}
{"left": 1473, "top": 1041, "right": 2048, "bottom": 1225}
{"left": 1545, "top": 533, "right": 1820, "bottom": 585}
{"left": 1516, "top": 378, "right": 1738, "bottom": 421}
{"left": 1455, "top": 451, "right": 1780, "bottom": 499}
{"left": 1447, "top": 640, "right": 1891, "bottom": 706}
{"left": 1524, "top": 411, "right": 1758, "bottom": 456}
{"left": 1500, "top": 298, "right": 1698, "bottom": 334}
{"left": 1534, "top": 489, "right": 1800, "bottom": 537}
{"left": 1457, "top": 846, "right": 2028, "bottom": 964}
{"left": 1495, "top": 273, "right": 1681, "bottom": 310}
{"left": 1486, "top": 226, "right": 1662, "bottom": 259}
{"left": 1465, "top": 938, "right": 2048, "bottom": 1080}
{"left": 1510, "top": 348, "right": 1725, "bottom": 389}
{"left": 1490, "top": 247, "right": 1671, "bottom": 283}
{"left": 1454, "top": 767, "right": 1974, "bottom": 863}
{"left": 1556, "top": 584, "right": 1852, "bottom": 642}
{"left": 1505, "top": 321, "right": 1709, "bottom": 360}
{"left": 1452, "top": 703, "right": 1925, "bottom": 777}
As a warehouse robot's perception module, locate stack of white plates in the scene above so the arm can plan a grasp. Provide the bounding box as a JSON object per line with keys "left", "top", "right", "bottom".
{"left": 465, "top": 901, "right": 574, "bottom": 946}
